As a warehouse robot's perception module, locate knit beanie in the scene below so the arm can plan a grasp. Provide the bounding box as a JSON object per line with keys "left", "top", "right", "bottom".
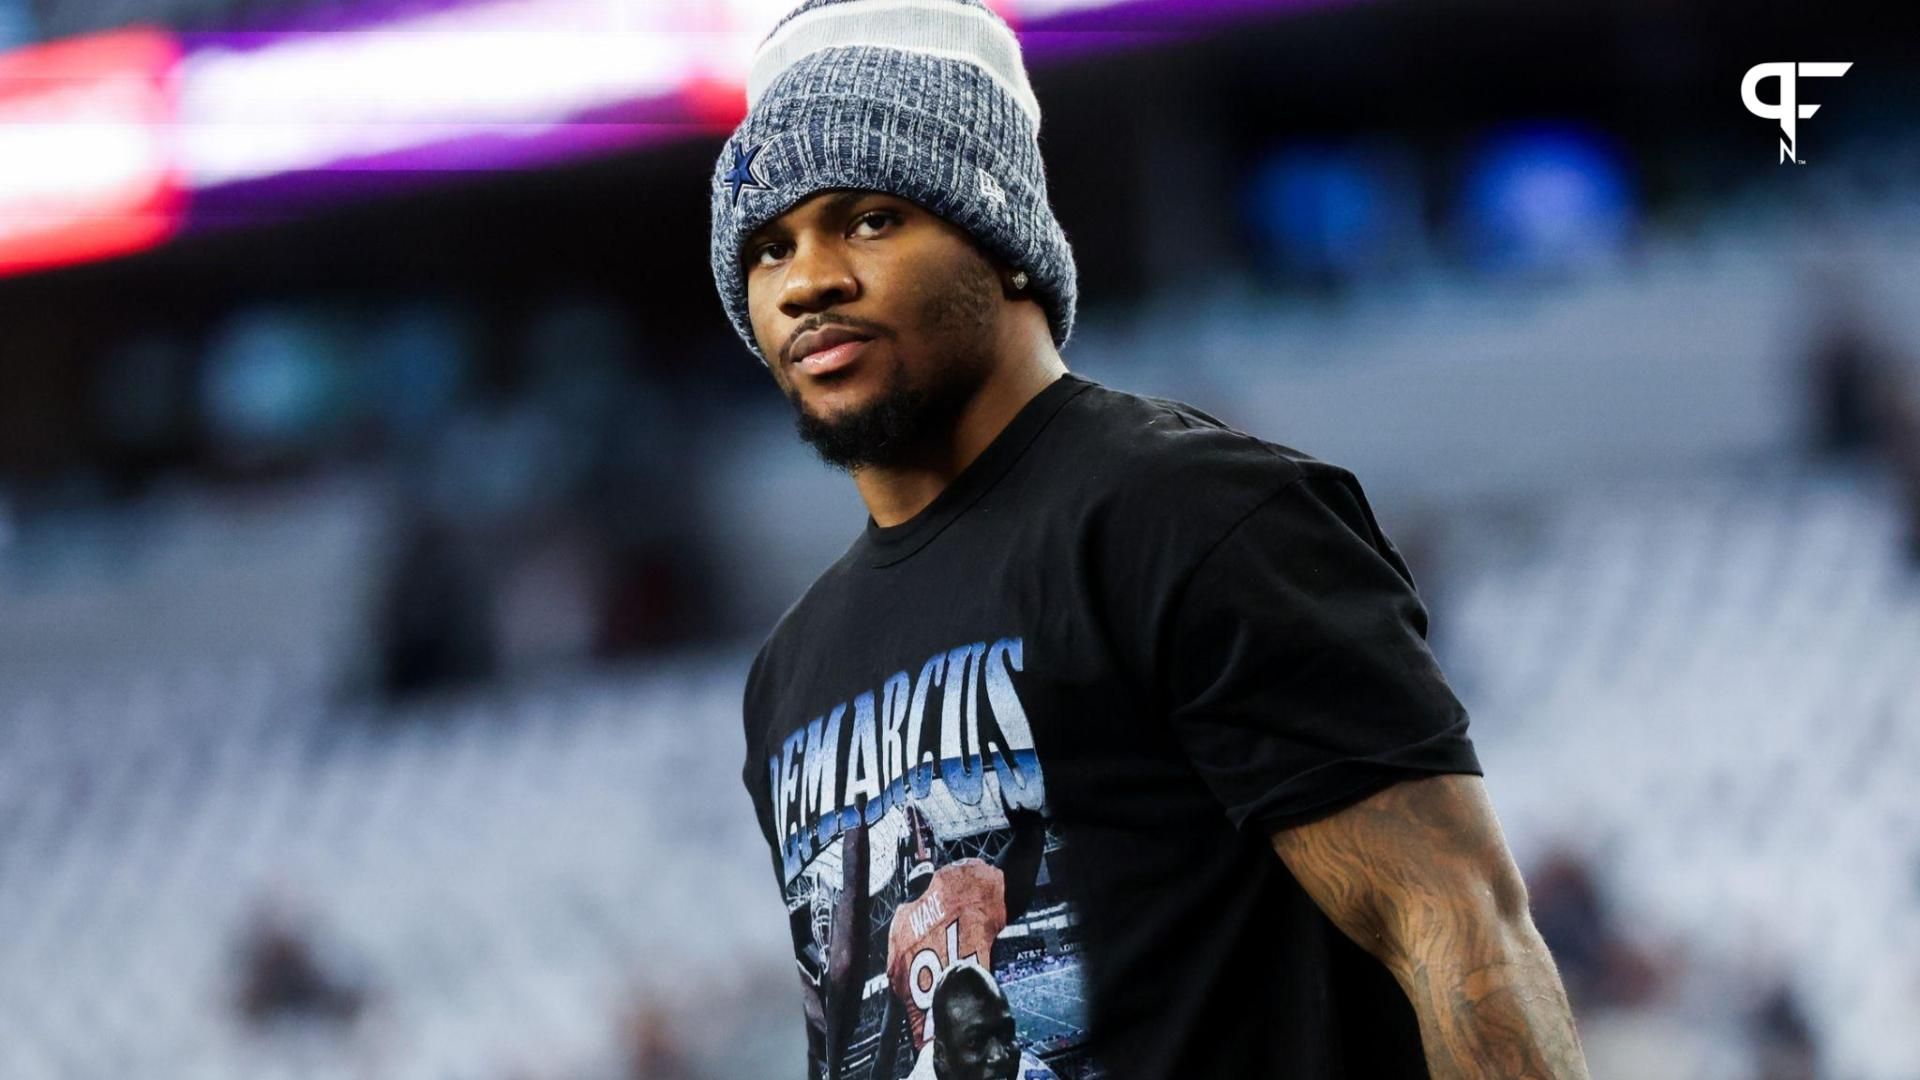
{"left": 708, "top": 0, "right": 1078, "bottom": 365}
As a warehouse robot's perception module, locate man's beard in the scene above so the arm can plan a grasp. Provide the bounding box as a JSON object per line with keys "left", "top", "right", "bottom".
{"left": 788, "top": 357, "right": 983, "bottom": 472}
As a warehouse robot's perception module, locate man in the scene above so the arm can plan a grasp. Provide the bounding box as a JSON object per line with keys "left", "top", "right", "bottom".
{"left": 712, "top": 1, "right": 1592, "bottom": 1077}
{"left": 905, "top": 962, "right": 1058, "bottom": 1080}
{"left": 885, "top": 806, "right": 1046, "bottom": 1060}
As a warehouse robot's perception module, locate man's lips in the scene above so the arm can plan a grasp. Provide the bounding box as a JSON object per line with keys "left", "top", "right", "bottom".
{"left": 789, "top": 324, "right": 877, "bottom": 375}
{"left": 795, "top": 337, "right": 871, "bottom": 376}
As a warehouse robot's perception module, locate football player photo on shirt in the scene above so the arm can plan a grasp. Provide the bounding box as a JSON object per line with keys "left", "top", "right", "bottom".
{"left": 767, "top": 637, "right": 1093, "bottom": 1079}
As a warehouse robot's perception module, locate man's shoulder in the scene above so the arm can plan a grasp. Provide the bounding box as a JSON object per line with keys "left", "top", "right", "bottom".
{"left": 742, "top": 541, "right": 864, "bottom": 708}
{"left": 1055, "top": 376, "right": 1332, "bottom": 531}
{"left": 942, "top": 857, "right": 1005, "bottom": 889}
{"left": 1059, "top": 377, "right": 1320, "bottom": 489}
{"left": 755, "top": 519, "right": 874, "bottom": 637}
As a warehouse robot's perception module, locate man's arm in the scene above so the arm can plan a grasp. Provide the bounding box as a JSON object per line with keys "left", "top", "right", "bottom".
{"left": 824, "top": 825, "right": 868, "bottom": 1077}
{"left": 997, "top": 809, "right": 1047, "bottom": 922}
{"left": 1267, "top": 773, "right": 1591, "bottom": 1079}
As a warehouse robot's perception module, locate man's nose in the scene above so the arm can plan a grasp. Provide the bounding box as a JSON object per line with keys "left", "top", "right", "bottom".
{"left": 779, "top": 236, "right": 859, "bottom": 317}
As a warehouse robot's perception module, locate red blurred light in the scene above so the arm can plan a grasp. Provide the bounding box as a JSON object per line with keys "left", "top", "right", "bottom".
{"left": 0, "top": 29, "right": 185, "bottom": 276}
{"left": 680, "top": 75, "right": 748, "bottom": 130}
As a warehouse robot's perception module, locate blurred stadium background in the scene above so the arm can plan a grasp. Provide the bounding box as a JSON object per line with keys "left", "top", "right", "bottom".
{"left": 2, "top": 0, "right": 1918, "bottom": 1076}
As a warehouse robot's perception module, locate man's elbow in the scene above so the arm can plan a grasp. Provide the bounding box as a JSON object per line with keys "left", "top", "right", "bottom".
{"left": 1376, "top": 847, "right": 1543, "bottom": 981}
{"left": 1476, "top": 848, "right": 1536, "bottom": 935}
{"left": 1271, "top": 773, "right": 1550, "bottom": 978}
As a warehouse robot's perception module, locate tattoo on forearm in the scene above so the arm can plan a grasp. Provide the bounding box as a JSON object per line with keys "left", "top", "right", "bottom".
{"left": 1269, "top": 775, "right": 1591, "bottom": 1080}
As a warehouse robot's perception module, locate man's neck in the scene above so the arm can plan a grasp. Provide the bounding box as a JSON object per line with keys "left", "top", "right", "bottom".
{"left": 855, "top": 356, "right": 1067, "bottom": 529}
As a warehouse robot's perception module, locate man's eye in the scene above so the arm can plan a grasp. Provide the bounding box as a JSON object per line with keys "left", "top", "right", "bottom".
{"left": 748, "top": 242, "right": 788, "bottom": 268}
{"left": 853, "top": 210, "right": 897, "bottom": 236}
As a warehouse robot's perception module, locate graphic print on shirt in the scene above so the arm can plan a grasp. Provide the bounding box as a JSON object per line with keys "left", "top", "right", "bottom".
{"left": 768, "top": 636, "right": 1099, "bottom": 1080}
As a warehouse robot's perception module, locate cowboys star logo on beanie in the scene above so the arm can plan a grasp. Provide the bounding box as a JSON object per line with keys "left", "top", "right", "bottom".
{"left": 707, "top": 0, "right": 1079, "bottom": 365}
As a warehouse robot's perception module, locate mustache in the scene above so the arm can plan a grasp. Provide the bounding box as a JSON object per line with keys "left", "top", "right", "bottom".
{"left": 781, "top": 314, "right": 892, "bottom": 366}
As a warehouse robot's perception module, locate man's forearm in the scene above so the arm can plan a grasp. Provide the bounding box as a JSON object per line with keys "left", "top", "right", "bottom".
{"left": 1268, "top": 775, "right": 1591, "bottom": 1080}
{"left": 1390, "top": 910, "right": 1590, "bottom": 1080}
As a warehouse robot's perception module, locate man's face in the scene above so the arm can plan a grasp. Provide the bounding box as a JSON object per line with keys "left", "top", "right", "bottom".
{"left": 933, "top": 984, "right": 1019, "bottom": 1080}
{"left": 742, "top": 188, "right": 1003, "bottom": 471}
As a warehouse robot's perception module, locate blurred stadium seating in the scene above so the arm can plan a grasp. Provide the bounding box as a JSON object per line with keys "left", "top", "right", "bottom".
{"left": 0, "top": 652, "right": 802, "bottom": 1078}
{"left": 1449, "top": 462, "right": 1920, "bottom": 1079}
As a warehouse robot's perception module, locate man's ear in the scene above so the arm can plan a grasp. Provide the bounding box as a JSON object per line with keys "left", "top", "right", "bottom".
{"left": 976, "top": 249, "right": 1023, "bottom": 300}
{"left": 996, "top": 263, "right": 1031, "bottom": 299}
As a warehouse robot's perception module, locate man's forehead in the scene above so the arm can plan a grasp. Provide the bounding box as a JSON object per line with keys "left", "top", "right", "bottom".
{"left": 945, "top": 989, "right": 1004, "bottom": 1024}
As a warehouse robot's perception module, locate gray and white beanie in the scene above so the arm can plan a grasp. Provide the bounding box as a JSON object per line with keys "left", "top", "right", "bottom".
{"left": 708, "top": 0, "right": 1078, "bottom": 365}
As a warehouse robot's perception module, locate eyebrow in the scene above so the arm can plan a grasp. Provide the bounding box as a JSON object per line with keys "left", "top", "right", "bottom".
{"left": 816, "top": 189, "right": 872, "bottom": 219}
{"left": 746, "top": 190, "right": 883, "bottom": 247}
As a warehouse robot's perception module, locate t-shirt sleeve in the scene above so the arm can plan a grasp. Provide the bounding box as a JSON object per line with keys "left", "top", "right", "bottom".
{"left": 1162, "top": 464, "right": 1480, "bottom": 834}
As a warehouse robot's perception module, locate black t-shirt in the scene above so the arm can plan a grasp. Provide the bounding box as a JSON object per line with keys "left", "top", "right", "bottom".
{"left": 741, "top": 372, "right": 1481, "bottom": 1080}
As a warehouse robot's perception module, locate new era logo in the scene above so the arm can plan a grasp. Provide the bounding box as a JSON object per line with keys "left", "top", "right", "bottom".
{"left": 977, "top": 167, "right": 1008, "bottom": 208}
